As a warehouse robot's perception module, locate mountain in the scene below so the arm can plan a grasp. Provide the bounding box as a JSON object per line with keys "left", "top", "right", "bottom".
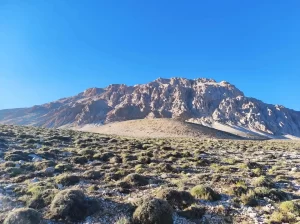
{"left": 1, "top": 77, "right": 300, "bottom": 138}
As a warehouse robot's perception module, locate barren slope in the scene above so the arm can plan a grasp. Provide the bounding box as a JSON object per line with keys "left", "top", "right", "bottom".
{"left": 78, "top": 118, "right": 246, "bottom": 139}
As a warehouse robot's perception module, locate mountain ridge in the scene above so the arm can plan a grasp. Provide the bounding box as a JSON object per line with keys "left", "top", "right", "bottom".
{"left": 0, "top": 77, "right": 300, "bottom": 138}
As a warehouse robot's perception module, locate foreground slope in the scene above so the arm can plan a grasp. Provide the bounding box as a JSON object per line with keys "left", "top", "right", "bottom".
{"left": 79, "top": 118, "right": 250, "bottom": 139}
{"left": 1, "top": 124, "right": 300, "bottom": 223}
{"left": 1, "top": 77, "right": 300, "bottom": 138}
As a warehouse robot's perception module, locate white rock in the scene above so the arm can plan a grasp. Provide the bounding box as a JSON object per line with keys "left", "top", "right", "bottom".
{"left": 29, "top": 154, "right": 43, "bottom": 162}
{"left": 31, "top": 177, "right": 39, "bottom": 183}
{"left": 18, "top": 160, "right": 25, "bottom": 165}
{"left": 62, "top": 152, "right": 72, "bottom": 157}
{"left": 2, "top": 174, "right": 10, "bottom": 179}
{"left": 45, "top": 167, "right": 55, "bottom": 173}
{"left": 161, "top": 174, "right": 168, "bottom": 179}
{"left": 291, "top": 167, "right": 299, "bottom": 172}
{"left": 4, "top": 184, "right": 15, "bottom": 190}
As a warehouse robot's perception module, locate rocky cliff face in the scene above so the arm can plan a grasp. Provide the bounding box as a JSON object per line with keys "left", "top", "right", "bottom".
{"left": 0, "top": 77, "right": 299, "bottom": 137}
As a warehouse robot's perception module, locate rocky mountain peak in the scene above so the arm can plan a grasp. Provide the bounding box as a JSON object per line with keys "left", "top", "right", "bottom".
{"left": 0, "top": 77, "right": 299, "bottom": 137}
{"left": 83, "top": 88, "right": 104, "bottom": 97}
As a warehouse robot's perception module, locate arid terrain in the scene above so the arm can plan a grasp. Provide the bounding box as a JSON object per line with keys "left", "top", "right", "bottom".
{"left": 1, "top": 124, "right": 300, "bottom": 224}
{"left": 78, "top": 119, "right": 245, "bottom": 139}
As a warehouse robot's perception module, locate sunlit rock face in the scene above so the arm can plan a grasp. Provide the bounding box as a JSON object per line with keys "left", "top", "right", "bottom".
{"left": 0, "top": 77, "right": 299, "bottom": 137}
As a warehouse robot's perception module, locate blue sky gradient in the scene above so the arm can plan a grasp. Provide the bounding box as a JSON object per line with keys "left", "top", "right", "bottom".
{"left": 1, "top": 0, "right": 300, "bottom": 110}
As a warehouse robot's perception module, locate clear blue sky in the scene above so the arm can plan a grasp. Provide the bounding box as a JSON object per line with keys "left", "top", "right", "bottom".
{"left": 1, "top": 0, "right": 300, "bottom": 110}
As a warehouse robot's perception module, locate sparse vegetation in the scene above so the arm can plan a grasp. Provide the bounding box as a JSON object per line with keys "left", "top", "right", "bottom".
{"left": 156, "top": 188, "right": 194, "bottom": 209}
{"left": 3, "top": 208, "right": 42, "bottom": 224}
{"left": 190, "top": 185, "right": 221, "bottom": 201}
{"left": 55, "top": 174, "right": 80, "bottom": 186}
{"left": 132, "top": 198, "right": 173, "bottom": 224}
{"left": 0, "top": 124, "right": 300, "bottom": 223}
{"left": 240, "top": 190, "right": 258, "bottom": 206}
{"left": 49, "top": 189, "right": 95, "bottom": 222}
{"left": 269, "top": 201, "right": 300, "bottom": 223}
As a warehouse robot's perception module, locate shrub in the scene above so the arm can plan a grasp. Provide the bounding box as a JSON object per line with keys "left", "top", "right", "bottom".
{"left": 34, "top": 160, "right": 56, "bottom": 170}
{"left": 246, "top": 161, "right": 263, "bottom": 169}
{"left": 93, "top": 152, "right": 114, "bottom": 161}
{"left": 178, "top": 205, "right": 206, "bottom": 220}
{"left": 54, "top": 163, "right": 72, "bottom": 172}
{"left": 254, "top": 187, "right": 289, "bottom": 202}
{"left": 231, "top": 186, "right": 247, "bottom": 197}
{"left": 83, "top": 170, "right": 103, "bottom": 180}
{"left": 79, "top": 148, "right": 95, "bottom": 157}
{"left": 87, "top": 185, "right": 99, "bottom": 192}
{"left": 240, "top": 190, "right": 257, "bottom": 207}
{"left": 269, "top": 201, "right": 300, "bottom": 223}
{"left": 72, "top": 156, "right": 88, "bottom": 165}
{"left": 5, "top": 167, "right": 23, "bottom": 177}
{"left": 28, "top": 189, "right": 57, "bottom": 209}
{"left": 275, "top": 175, "right": 289, "bottom": 182}
{"left": 156, "top": 188, "right": 194, "bottom": 209}
{"left": 252, "top": 168, "right": 263, "bottom": 177}
{"left": 27, "top": 181, "right": 56, "bottom": 195}
{"left": 269, "top": 211, "right": 285, "bottom": 223}
{"left": 133, "top": 198, "right": 173, "bottom": 224}
{"left": 123, "top": 173, "right": 149, "bottom": 187}
{"left": 50, "top": 189, "right": 89, "bottom": 221}
{"left": 4, "top": 152, "right": 28, "bottom": 161}
{"left": 3, "top": 208, "right": 42, "bottom": 224}
{"left": 105, "top": 172, "right": 124, "bottom": 181}
{"left": 252, "top": 176, "right": 273, "bottom": 188}
{"left": 3, "top": 162, "right": 16, "bottom": 168}
{"left": 110, "top": 156, "right": 122, "bottom": 163}
{"left": 279, "top": 201, "right": 299, "bottom": 215}
{"left": 223, "top": 158, "right": 236, "bottom": 165}
{"left": 158, "top": 164, "right": 175, "bottom": 172}
{"left": 55, "top": 174, "right": 80, "bottom": 186}
{"left": 114, "top": 216, "right": 131, "bottom": 224}
{"left": 138, "top": 156, "right": 151, "bottom": 164}
{"left": 190, "top": 185, "right": 221, "bottom": 201}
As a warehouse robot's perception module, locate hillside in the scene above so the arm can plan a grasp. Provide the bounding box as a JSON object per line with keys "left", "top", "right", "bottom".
{"left": 0, "top": 77, "right": 300, "bottom": 138}
{"left": 1, "top": 124, "right": 300, "bottom": 223}
{"left": 78, "top": 118, "right": 256, "bottom": 139}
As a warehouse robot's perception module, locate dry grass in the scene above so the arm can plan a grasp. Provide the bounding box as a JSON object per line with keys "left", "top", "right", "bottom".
{"left": 78, "top": 118, "right": 243, "bottom": 139}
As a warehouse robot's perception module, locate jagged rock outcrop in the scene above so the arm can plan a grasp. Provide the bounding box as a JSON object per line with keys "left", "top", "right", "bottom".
{"left": 0, "top": 77, "right": 299, "bottom": 137}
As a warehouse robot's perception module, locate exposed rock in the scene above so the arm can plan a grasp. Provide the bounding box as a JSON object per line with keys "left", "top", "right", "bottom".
{"left": 44, "top": 167, "right": 55, "bottom": 174}
{"left": 0, "top": 77, "right": 300, "bottom": 137}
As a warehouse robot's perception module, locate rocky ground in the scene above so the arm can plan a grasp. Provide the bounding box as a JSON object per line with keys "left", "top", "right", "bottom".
{"left": 0, "top": 124, "right": 300, "bottom": 224}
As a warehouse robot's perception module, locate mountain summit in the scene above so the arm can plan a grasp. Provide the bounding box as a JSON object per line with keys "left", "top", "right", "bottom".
{"left": 1, "top": 77, "right": 299, "bottom": 138}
